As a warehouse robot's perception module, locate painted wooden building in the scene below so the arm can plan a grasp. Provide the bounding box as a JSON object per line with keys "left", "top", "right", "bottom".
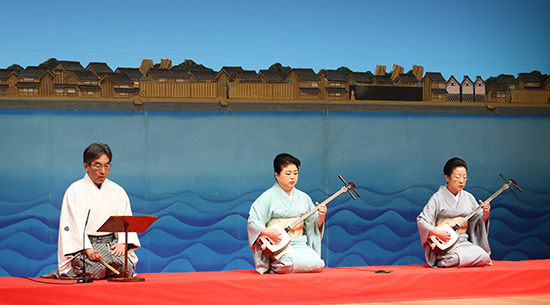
{"left": 494, "top": 73, "right": 550, "bottom": 103}
{"left": 394, "top": 74, "right": 419, "bottom": 87}
{"left": 346, "top": 72, "right": 373, "bottom": 86}
{"left": 53, "top": 61, "right": 85, "bottom": 84}
{"left": 100, "top": 72, "right": 138, "bottom": 98}
{"left": 188, "top": 70, "right": 216, "bottom": 83}
{"left": 86, "top": 62, "right": 113, "bottom": 78}
{"left": 286, "top": 68, "right": 322, "bottom": 100}
{"left": 371, "top": 75, "right": 393, "bottom": 86}
{"left": 214, "top": 67, "right": 238, "bottom": 99}
{"left": 146, "top": 69, "right": 176, "bottom": 82}
{"left": 115, "top": 68, "right": 144, "bottom": 87}
{"left": 422, "top": 72, "right": 447, "bottom": 102}
{"left": 259, "top": 70, "right": 284, "bottom": 83}
{"left": 0, "top": 69, "right": 18, "bottom": 96}
{"left": 66, "top": 70, "right": 101, "bottom": 98}
{"left": 218, "top": 67, "right": 243, "bottom": 78}
{"left": 499, "top": 74, "right": 520, "bottom": 90}
{"left": 346, "top": 72, "right": 373, "bottom": 100}
{"left": 318, "top": 70, "right": 348, "bottom": 100}
{"left": 229, "top": 70, "right": 278, "bottom": 99}
{"left": 171, "top": 70, "right": 190, "bottom": 83}
{"left": 518, "top": 72, "right": 541, "bottom": 89}
{"left": 487, "top": 83, "right": 509, "bottom": 103}
{"left": 15, "top": 67, "right": 54, "bottom": 97}
{"left": 229, "top": 70, "right": 262, "bottom": 83}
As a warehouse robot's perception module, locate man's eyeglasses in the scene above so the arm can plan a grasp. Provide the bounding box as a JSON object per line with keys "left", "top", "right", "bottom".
{"left": 88, "top": 163, "right": 111, "bottom": 170}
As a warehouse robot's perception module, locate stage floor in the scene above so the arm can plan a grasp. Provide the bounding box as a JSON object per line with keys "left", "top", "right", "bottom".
{"left": 2, "top": 260, "right": 550, "bottom": 304}
{"left": 358, "top": 295, "right": 550, "bottom": 305}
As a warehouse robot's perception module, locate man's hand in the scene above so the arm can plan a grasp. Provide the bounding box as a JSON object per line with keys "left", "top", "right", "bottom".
{"left": 85, "top": 248, "right": 101, "bottom": 261}
{"left": 111, "top": 244, "right": 126, "bottom": 256}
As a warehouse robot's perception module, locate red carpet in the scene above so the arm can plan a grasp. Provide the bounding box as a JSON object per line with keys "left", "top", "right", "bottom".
{"left": 2, "top": 260, "right": 550, "bottom": 304}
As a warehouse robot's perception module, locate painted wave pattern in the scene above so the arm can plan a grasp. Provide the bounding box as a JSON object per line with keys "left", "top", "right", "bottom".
{"left": 1, "top": 186, "right": 549, "bottom": 277}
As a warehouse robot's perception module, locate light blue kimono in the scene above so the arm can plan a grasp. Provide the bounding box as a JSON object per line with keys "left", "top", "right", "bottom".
{"left": 247, "top": 183, "right": 325, "bottom": 274}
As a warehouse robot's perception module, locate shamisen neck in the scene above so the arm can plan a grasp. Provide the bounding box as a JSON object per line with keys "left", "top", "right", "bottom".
{"left": 285, "top": 184, "right": 350, "bottom": 231}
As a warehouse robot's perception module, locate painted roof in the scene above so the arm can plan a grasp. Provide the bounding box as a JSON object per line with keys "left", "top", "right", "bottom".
{"left": 292, "top": 69, "right": 321, "bottom": 81}
{"left": 499, "top": 74, "right": 519, "bottom": 84}
{"left": 220, "top": 66, "right": 244, "bottom": 76}
{"left": 19, "top": 66, "right": 50, "bottom": 78}
{"left": 116, "top": 68, "right": 144, "bottom": 78}
{"left": 0, "top": 69, "right": 17, "bottom": 79}
{"left": 70, "top": 70, "right": 99, "bottom": 80}
{"left": 490, "top": 83, "right": 509, "bottom": 92}
{"left": 103, "top": 72, "right": 134, "bottom": 84}
{"left": 424, "top": 72, "right": 446, "bottom": 82}
{"left": 87, "top": 62, "right": 113, "bottom": 74}
{"left": 57, "top": 61, "right": 85, "bottom": 71}
{"left": 233, "top": 70, "right": 261, "bottom": 82}
{"left": 170, "top": 69, "right": 190, "bottom": 78}
{"left": 518, "top": 73, "right": 540, "bottom": 83}
{"left": 189, "top": 70, "right": 216, "bottom": 80}
{"left": 259, "top": 70, "right": 284, "bottom": 82}
{"left": 348, "top": 72, "right": 372, "bottom": 83}
{"left": 374, "top": 75, "right": 393, "bottom": 83}
{"left": 397, "top": 74, "right": 418, "bottom": 83}
{"left": 149, "top": 69, "right": 174, "bottom": 78}
{"left": 321, "top": 70, "right": 346, "bottom": 82}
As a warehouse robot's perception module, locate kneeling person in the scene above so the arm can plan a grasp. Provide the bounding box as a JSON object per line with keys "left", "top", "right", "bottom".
{"left": 48, "top": 143, "right": 140, "bottom": 279}
{"left": 417, "top": 157, "right": 491, "bottom": 268}
{"left": 247, "top": 153, "right": 326, "bottom": 274}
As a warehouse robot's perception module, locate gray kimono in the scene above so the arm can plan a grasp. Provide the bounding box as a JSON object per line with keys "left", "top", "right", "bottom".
{"left": 417, "top": 186, "right": 491, "bottom": 267}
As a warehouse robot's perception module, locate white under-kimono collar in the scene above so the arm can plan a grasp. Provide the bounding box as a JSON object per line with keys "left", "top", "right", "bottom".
{"left": 276, "top": 182, "right": 295, "bottom": 201}
{"left": 285, "top": 186, "right": 295, "bottom": 202}
{"left": 83, "top": 173, "right": 105, "bottom": 203}
{"left": 444, "top": 185, "right": 461, "bottom": 202}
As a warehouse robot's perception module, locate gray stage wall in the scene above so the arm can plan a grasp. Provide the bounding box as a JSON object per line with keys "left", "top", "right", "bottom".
{"left": 1, "top": 108, "right": 549, "bottom": 277}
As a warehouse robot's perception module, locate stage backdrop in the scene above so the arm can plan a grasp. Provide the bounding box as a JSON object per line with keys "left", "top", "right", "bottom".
{"left": 1, "top": 109, "right": 549, "bottom": 277}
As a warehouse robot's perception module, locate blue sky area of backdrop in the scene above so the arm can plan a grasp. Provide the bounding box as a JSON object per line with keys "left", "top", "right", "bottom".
{"left": 1, "top": 0, "right": 549, "bottom": 79}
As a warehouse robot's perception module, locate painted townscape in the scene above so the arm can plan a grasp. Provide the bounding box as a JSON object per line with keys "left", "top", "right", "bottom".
{"left": 1, "top": 58, "right": 549, "bottom": 106}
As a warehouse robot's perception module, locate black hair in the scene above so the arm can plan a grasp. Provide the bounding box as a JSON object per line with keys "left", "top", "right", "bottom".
{"left": 273, "top": 153, "right": 301, "bottom": 174}
{"left": 83, "top": 143, "right": 112, "bottom": 164}
{"left": 443, "top": 157, "right": 467, "bottom": 176}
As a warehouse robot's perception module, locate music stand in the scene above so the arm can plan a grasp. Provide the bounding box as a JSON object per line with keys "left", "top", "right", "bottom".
{"left": 97, "top": 215, "right": 157, "bottom": 282}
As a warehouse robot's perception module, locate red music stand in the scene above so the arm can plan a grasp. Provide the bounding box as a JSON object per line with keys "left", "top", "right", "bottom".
{"left": 97, "top": 215, "right": 157, "bottom": 282}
